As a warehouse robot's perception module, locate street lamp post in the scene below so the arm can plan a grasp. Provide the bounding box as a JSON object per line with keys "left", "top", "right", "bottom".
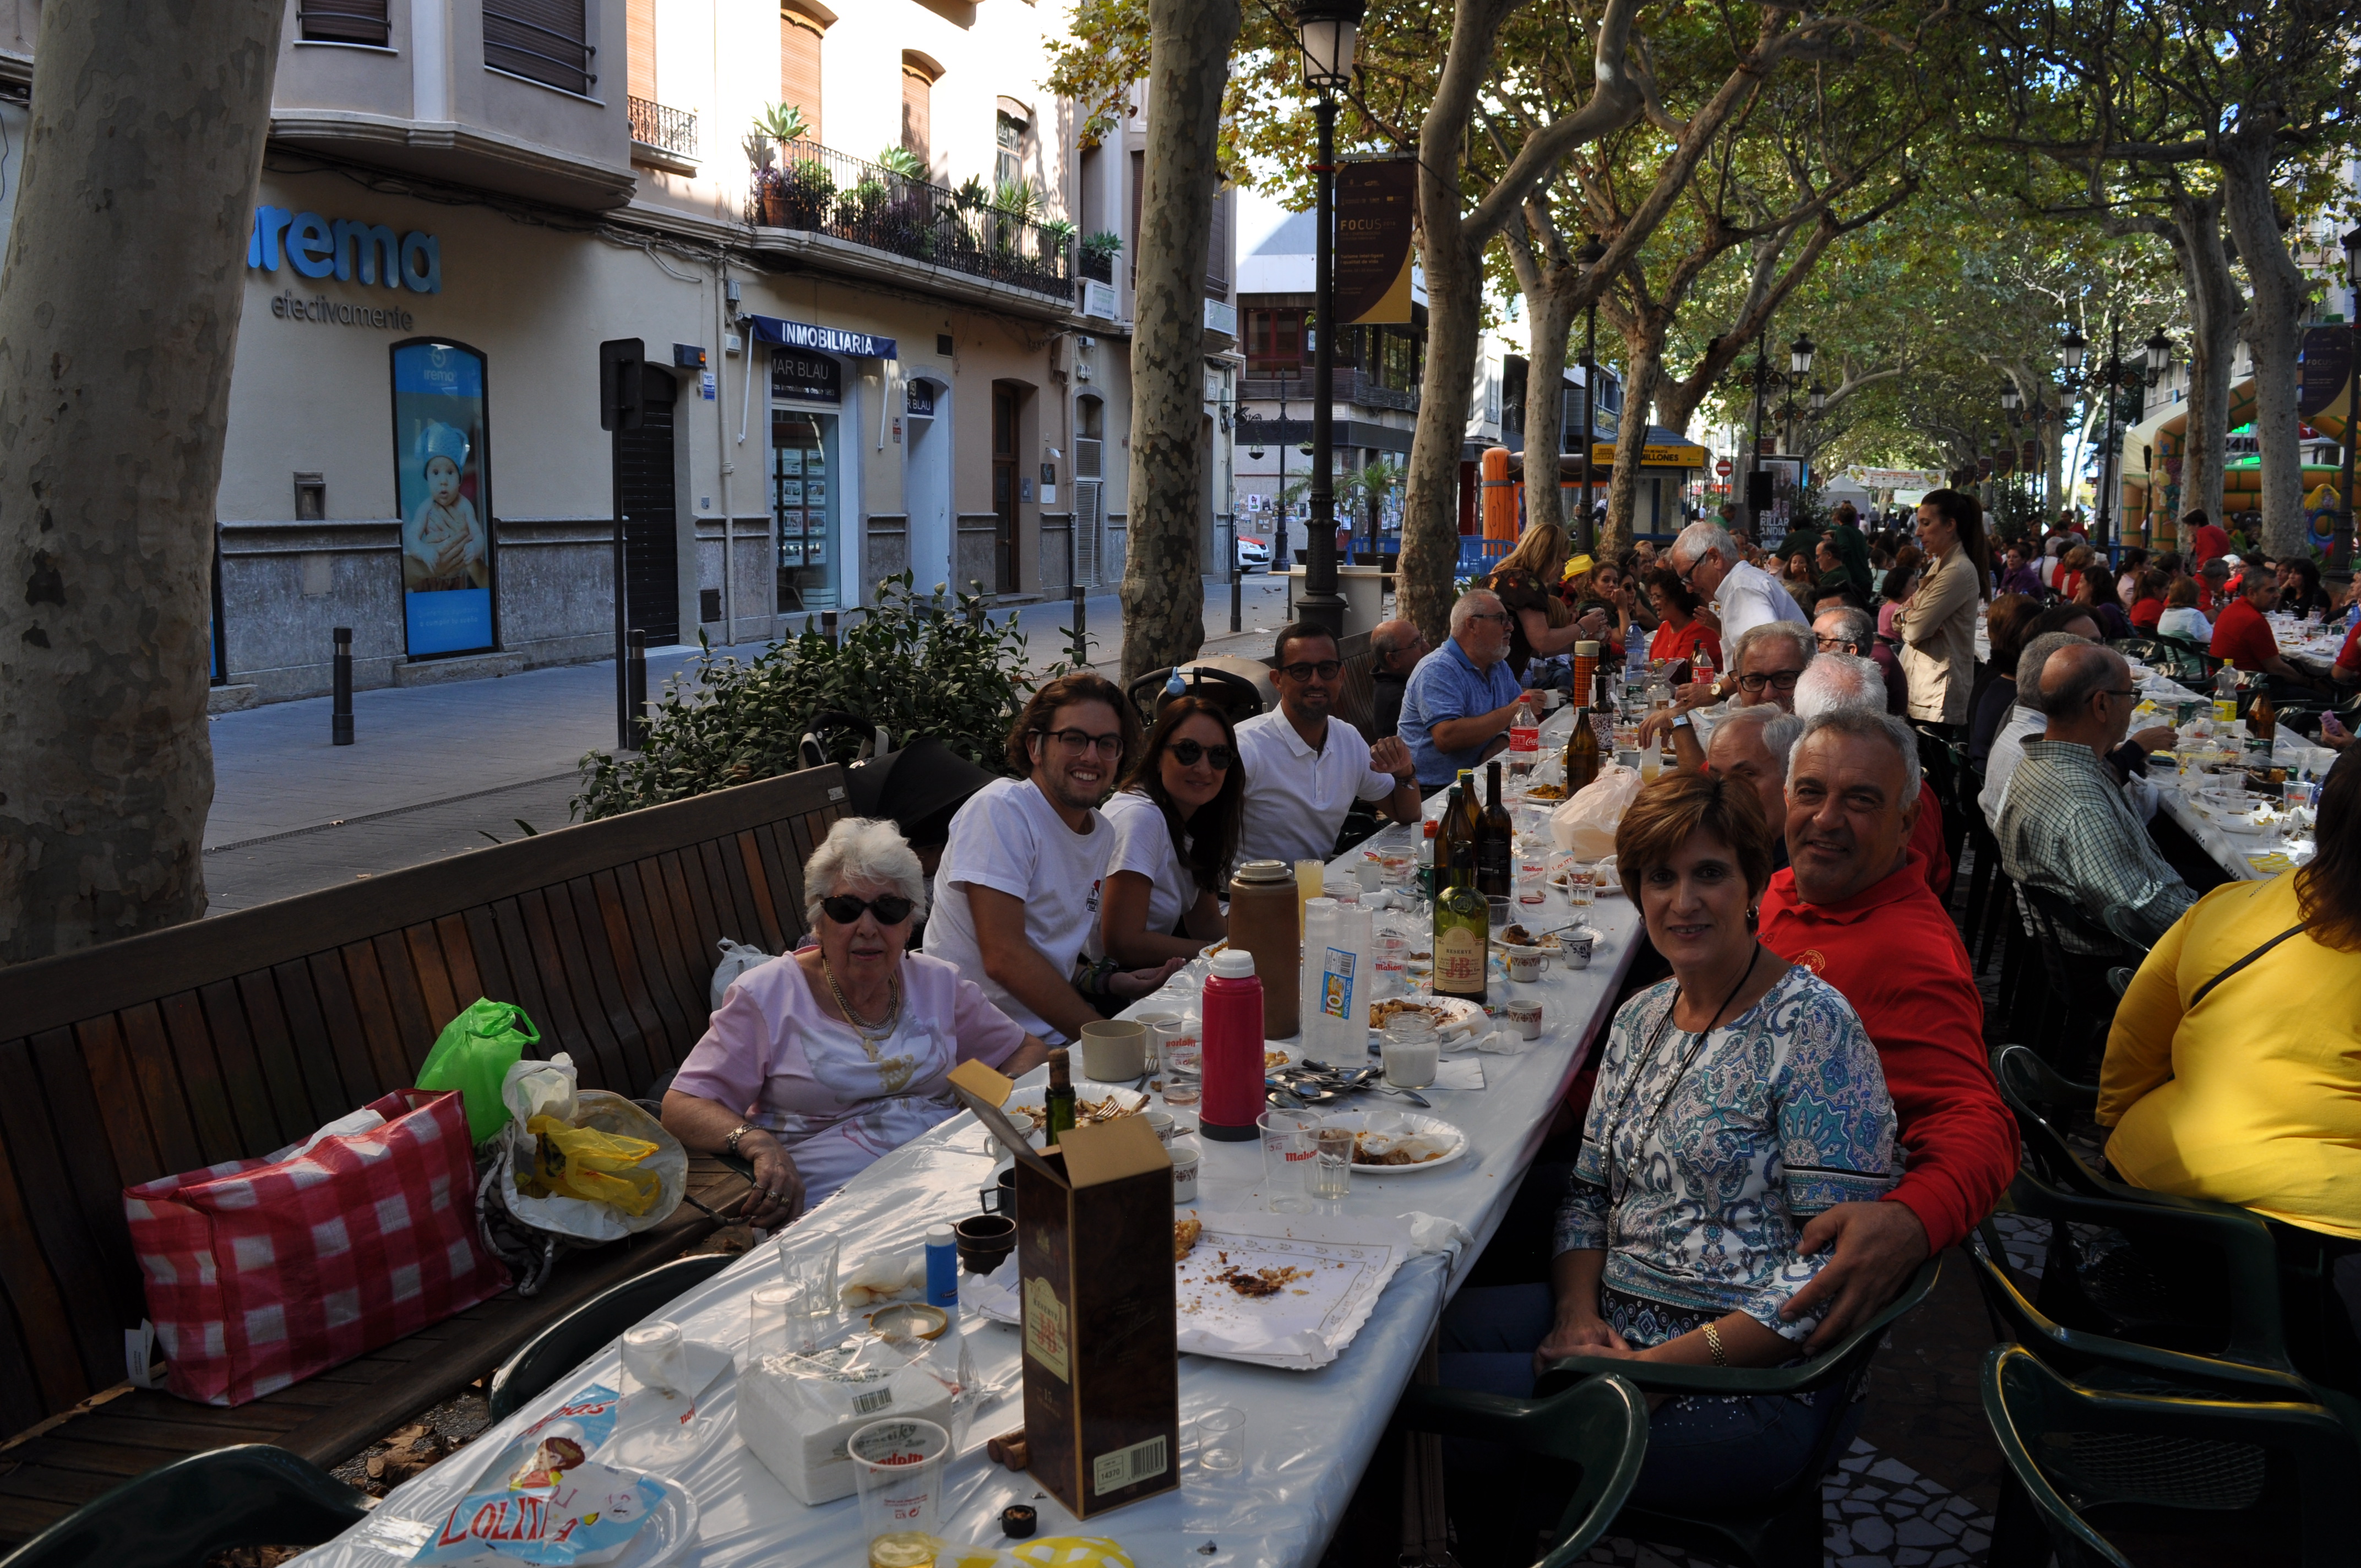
{"left": 2338, "top": 226, "right": 2359, "bottom": 578}
{"left": 1292, "top": 0, "right": 1364, "bottom": 639}
{"left": 1747, "top": 333, "right": 1771, "bottom": 538}
{"left": 2000, "top": 382, "right": 2021, "bottom": 526}
{"left": 1576, "top": 235, "right": 1606, "bottom": 552}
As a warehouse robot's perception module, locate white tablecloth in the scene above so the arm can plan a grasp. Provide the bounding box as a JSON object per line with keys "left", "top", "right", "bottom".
{"left": 2131, "top": 668, "right": 2332, "bottom": 883}
{"left": 295, "top": 715, "right": 1641, "bottom": 1568}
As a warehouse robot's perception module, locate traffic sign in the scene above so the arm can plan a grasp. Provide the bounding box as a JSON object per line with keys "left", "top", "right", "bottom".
{"left": 1715, "top": 459, "right": 1734, "bottom": 477}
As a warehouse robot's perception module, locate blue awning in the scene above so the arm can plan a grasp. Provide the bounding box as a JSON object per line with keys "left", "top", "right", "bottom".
{"left": 744, "top": 313, "right": 896, "bottom": 360}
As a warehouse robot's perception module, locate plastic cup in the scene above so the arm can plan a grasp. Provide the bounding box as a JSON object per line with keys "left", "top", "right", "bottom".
{"left": 1309, "top": 1125, "right": 1353, "bottom": 1199}
{"left": 1382, "top": 1014, "right": 1438, "bottom": 1087}
{"left": 1196, "top": 1407, "right": 1245, "bottom": 1475}
{"left": 848, "top": 1417, "right": 951, "bottom": 1564}
{"left": 747, "top": 1284, "right": 807, "bottom": 1364}
{"left": 1162, "top": 1033, "right": 1203, "bottom": 1107}
{"left": 1355, "top": 859, "right": 1384, "bottom": 893}
{"left": 1257, "top": 1108, "right": 1319, "bottom": 1213}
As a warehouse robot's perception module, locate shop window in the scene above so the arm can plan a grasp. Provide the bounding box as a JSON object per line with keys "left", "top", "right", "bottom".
{"left": 781, "top": 5, "right": 825, "bottom": 143}
{"left": 485, "top": 0, "right": 594, "bottom": 96}
{"left": 774, "top": 406, "right": 840, "bottom": 613}
{"left": 300, "top": 0, "right": 390, "bottom": 46}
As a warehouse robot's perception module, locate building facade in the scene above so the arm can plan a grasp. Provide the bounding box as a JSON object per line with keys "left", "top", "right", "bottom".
{"left": 0, "top": 0, "right": 1237, "bottom": 705}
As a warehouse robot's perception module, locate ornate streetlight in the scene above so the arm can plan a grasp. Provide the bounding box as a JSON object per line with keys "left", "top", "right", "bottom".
{"left": 1290, "top": 0, "right": 1366, "bottom": 637}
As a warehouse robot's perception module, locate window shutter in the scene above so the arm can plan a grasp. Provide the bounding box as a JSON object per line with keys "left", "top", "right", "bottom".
{"left": 484, "top": 0, "right": 592, "bottom": 95}
{"left": 1204, "top": 186, "right": 1231, "bottom": 298}
{"left": 780, "top": 8, "right": 824, "bottom": 143}
{"left": 901, "top": 64, "right": 932, "bottom": 165}
{"left": 626, "top": 0, "right": 655, "bottom": 102}
{"left": 301, "top": 0, "right": 389, "bottom": 46}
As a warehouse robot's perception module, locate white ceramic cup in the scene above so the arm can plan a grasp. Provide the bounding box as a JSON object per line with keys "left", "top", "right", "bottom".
{"left": 1169, "top": 1137, "right": 1201, "bottom": 1203}
{"left": 1507, "top": 999, "right": 1544, "bottom": 1039}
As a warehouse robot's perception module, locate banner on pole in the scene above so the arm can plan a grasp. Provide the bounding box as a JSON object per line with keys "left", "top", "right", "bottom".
{"left": 1335, "top": 159, "right": 1417, "bottom": 325}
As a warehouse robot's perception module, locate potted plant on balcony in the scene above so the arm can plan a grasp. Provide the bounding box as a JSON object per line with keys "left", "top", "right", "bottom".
{"left": 749, "top": 102, "right": 808, "bottom": 226}
{"left": 870, "top": 148, "right": 937, "bottom": 260}
{"left": 1036, "top": 219, "right": 1077, "bottom": 275}
{"left": 1080, "top": 231, "right": 1120, "bottom": 283}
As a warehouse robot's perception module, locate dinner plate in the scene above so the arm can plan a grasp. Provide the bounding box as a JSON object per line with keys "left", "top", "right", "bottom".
{"left": 1366, "top": 995, "right": 1485, "bottom": 1035}
{"left": 1318, "top": 1108, "right": 1470, "bottom": 1175}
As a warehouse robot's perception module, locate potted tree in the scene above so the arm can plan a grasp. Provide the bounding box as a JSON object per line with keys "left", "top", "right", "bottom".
{"left": 1080, "top": 231, "right": 1120, "bottom": 283}
{"left": 749, "top": 103, "right": 808, "bottom": 226}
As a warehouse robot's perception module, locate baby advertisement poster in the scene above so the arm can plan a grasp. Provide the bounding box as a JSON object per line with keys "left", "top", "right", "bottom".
{"left": 391, "top": 340, "right": 496, "bottom": 656}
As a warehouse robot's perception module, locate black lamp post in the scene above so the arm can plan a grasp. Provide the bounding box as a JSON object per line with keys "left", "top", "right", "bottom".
{"left": 2339, "top": 227, "right": 2361, "bottom": 578}
{"left": 2057, "top": 319, "right": 2169, "bottom": 558}
{"left": 1746, "top": 334, "right": 1772, "bottom": 537}
{"left": 1291, "top": 0, "right": 1364, "bottom": 638}
{"left": 2000, "top": 382, "right": 2022, "bottom": 522}
{"left": 1576, "top": 234, "right": 1607, "bottom": 551}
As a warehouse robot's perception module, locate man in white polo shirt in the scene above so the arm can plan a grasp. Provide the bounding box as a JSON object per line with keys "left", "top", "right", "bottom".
{"left": 923, "top": 672, "right": 1183, "bottom": 1043}
{"left": 1234, "top": 622, "right": 1423, "bottom": 869}
{"left": 1668, "top": 519, "right": 1806, "bottom": 647}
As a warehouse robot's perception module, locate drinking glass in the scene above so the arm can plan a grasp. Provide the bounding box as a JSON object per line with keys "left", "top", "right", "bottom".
{"left": 1486, "top": 895, "right": 1510, "bottom": 929}
{"left": 848, "top": 1418, "right": 950, "bottom": 1566}
{"left": 1196, "top": 1408, "right": 1245, "bottom": 1476}
{"left": 1162, "top": 1031, "right": 1204, "bottom": 1107}
{"left": 1134, "top": 1011, "right": 1184, "bottom": 1092}
{"left": 746, "top": 1283, "right": 808, "bottom": 1365}
{"left": 1309, "top": 1125, "right": 1353, "bottom": 1199}
{"left": 1256, "top": 1108, "right": 1319, "bottom": 1213}
{"left": 777, "top": 1227, "right": 841, "bottom": 1325}
{"left": 1564, "top": 863, "right": 1597, "bottom": 907}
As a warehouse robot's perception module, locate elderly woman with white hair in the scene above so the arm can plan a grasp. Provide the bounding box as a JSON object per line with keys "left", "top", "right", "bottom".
{"left": 663, "top": 816, "right": 1051, "bottom": 1224}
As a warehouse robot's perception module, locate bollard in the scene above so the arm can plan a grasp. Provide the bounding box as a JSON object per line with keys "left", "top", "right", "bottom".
{"left": 1071, "top": 585, "right": 1087, "bottom": 666}
{"left": 1230, "top": 563, "right": 1243, "bottom": 634}
{"left": 331, "top": 627, "right": 354, "bottom": 746}
{"left": 627, "top": 630, "right": 649, "bottom": 750}
{"left": 820, "top": 609, "right": 839, "bottom": 648}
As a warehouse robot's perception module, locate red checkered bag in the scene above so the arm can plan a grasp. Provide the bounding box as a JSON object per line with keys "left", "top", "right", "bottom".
{"left": 123, "top": 1088, "right": 511, "bottom": 1406}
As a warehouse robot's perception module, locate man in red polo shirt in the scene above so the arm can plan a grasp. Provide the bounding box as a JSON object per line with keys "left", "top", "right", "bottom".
{"left": 2183, "top": 510, "right": 2231, "bottom": 568}
{"left": 1757, "top": 707, "right": 2017, "bottom": 1347}
{"left": 2212, "top": 569, "right": 2332, "bottom": 702}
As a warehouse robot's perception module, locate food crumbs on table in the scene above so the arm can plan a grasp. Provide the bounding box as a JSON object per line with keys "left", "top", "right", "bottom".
{"left": 1216, "top": 1265, "right": 1313, "bottom": 1298}
{"left": 1173, "top": 1216, "right": 1203, "bottom": 1261}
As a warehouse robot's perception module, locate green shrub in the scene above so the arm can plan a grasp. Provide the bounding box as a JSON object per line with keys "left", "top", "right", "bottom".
{"left": 573, "top": 574, "right": 1055, "bottom": 820}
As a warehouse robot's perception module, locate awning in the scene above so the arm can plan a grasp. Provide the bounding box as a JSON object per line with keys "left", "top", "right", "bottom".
{"left": 743, "top": 314, "right": 897, "bottom": 360}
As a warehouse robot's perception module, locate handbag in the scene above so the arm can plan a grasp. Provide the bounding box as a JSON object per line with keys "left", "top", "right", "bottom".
{"left": 123, "top": 1088, "right": 510, "bottom": 1406}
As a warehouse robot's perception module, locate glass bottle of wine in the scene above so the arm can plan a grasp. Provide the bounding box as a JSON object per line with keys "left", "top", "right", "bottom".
{"left": 1433, "top": 869, "right": 1489, "bottom": 1004}
{"left": 1043, "top": 1048, "right": 1078, "bottom": 1145}
{"left": 1437, "top": 785, "right": 1470, "bottom": 891}
{"left": 1477, "top": 761, "right": 1513, "bottom": 898}
{"left": 1565, "top": 700, "right": 1601, "bottom": 795}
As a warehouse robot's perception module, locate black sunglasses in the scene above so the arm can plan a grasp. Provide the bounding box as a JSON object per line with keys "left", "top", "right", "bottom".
{"left": 1168, "top": 738, "right": 1235, "bottom": 769}
{"left": 1279, "top": 660, "right": 1345, "bottom": 680}
{"left": 820, "top": 893, "right": 917, "bottom": 925}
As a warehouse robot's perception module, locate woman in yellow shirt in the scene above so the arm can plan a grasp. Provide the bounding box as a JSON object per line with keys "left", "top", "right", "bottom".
{"left": 2099, "top": 748, "right": 2361, "bottom": 1388}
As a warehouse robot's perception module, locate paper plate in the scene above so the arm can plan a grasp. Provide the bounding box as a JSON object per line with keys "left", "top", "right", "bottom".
{"left": 1319, "top": 1108, "right": 1470, "bottom": 1175}
{"left": 339, "top": 1472, "right": 700, "bottom": 1568}
{"left": 994, "top": 1087, "right": 1150, "bottom": 1150}
{"left": 1366, "top": 995, "right": 1485, "bottom": 1036}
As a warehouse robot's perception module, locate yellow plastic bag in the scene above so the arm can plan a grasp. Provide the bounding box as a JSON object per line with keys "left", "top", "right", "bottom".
{"left": 520, "top": 1113, "right": 663, "bottom": 1215}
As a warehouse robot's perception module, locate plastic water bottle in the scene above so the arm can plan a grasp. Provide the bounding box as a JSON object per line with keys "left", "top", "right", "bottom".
{"left": 1506, "top": 695, "right": 1540, "bottom": 786}
{"left": 1305, "top": 900, "right": 1373, "bottom": 1058}
{"left": 2212, "top": 665, "right": 2238, "bottom": 725}
{"left": 1199, "top": 949, "right": 1267, "bottom": 1141}
{"left": 1299, "top": 897, "right": 1339, "bottom": 1043}
{"left": 1692, "top": 650, "right": 1716, "bottom": 702}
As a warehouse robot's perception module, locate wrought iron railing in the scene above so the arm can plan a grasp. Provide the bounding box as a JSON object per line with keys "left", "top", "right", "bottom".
{"left": 748, "top": 137, "right": 1074, "bottom": 302}
{"left": 1242, "top": 369, "right": 1420, "bottom": 412}
{"left": 629, "top": 96, "right": 699, "bottom": 159}
{"left": 484, "top": 3, "right": 596, "bottom": 95}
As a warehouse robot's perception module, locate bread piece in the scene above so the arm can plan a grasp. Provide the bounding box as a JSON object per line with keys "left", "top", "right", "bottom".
{"left": 1173, "top": 1215, "right": 1203, "bottom": 1261}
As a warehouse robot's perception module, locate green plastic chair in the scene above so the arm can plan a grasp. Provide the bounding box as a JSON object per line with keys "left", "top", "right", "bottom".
{"left": 0, "top": 1445, "right": 369, "bottom": 1568}
{"left": 1979, "top": 1343, "right": 2358, "bottom": 1567}
{"left": 1528, "top": 1257, "right": 1943, "bottom": 1568}
{"left": 488, "top": 1251, "right": 737, "bottom": 1419}
{"left": 1391, "top": 1373, "right": 1650, "bottom": 1568}
{"left": 1989, "top": 1044, "right": 2109, "bottom": 1196}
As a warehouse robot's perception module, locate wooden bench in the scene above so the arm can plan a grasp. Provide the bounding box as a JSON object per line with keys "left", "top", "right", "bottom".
{"left": 0, "top": 764, "right": 850, "bottom": 1543}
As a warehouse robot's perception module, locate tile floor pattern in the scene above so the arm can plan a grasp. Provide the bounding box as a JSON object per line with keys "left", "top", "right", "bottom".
{"left": 1577, "top": 1440, "right": 1999, "bottom": 1568}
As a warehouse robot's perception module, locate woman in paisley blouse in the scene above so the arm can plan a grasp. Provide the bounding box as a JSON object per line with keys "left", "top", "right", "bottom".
{"left": 664, "top": 818, "right": 1050, "bottom": 1226}
{"left": 1440, "top": 770, "right": 1896, "bottom": 1505}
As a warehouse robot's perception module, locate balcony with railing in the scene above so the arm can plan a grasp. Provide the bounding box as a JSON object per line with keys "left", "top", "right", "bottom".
{"left": 748, "top": 138, "right": 1074, "bottom": 305}
{"left": 1242, "top": 368, "right": 1420, "bottom": 413}
{"left": 629, "top": 96, "right": 698, "bottom": 172}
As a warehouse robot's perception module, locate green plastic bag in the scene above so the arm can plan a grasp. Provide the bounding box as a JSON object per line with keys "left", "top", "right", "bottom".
{"left": 417, "top": 998, "right": 541, "bottom": 1144}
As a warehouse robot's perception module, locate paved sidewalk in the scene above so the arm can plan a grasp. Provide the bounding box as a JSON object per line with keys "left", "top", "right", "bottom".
{"left": 202, "top": 575, "right": 1308, "bottom": 912}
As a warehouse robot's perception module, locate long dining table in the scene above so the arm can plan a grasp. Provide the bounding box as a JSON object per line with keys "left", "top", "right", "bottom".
{"left": 294, "top": 705, "right": 1641, "bottom": 1568}
{"left": 2128, "top": 661, "right": 2336, "bottom": 884}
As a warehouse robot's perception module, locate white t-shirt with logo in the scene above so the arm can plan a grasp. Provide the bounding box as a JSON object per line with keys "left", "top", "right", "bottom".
{"left": 921, "top": 777, "right": 1111, "bottom": 1041}
{"left": 1094, "top": 788, "right": 1199, "bottom": 956}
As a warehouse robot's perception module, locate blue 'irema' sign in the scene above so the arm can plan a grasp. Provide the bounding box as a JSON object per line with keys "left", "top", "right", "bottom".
{"left": 248, "top": 207, "right": 442, "bottom": 293}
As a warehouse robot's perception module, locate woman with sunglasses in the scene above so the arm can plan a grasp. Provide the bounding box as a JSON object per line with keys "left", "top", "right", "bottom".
{"left": 664, "top": 816, "right": 1051, "bottom": 1227}
{"left": 1097, "top": 697, "right": 1244, "bottom": 966}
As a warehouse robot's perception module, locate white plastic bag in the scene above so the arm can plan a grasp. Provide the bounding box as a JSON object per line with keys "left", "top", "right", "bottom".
{"left": 504, "top": 1053, "right": 580, "bottom": 1126}
{"left": 710, "top": 938, "right": 773, "bottom": 1010}
{"left": 1551, "top": 764, "right": 1642, "bottom": 858}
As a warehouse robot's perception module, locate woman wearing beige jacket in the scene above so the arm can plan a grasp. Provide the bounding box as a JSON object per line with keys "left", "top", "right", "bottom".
{"left": 1895, "top": 488, "right": 1993, "bottom": 729}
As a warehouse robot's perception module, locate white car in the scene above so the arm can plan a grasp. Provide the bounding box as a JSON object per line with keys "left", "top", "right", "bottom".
{"left": 1234, "top": 534, "right": 1271, "bottom": 572}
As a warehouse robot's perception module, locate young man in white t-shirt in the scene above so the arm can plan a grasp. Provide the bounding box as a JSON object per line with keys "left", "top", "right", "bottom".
{"left": 1234, "top": 622, "right": 1423, "bottom": 869}
{"left": 922, "top": 672, "right": 1185, "bottom": 1043}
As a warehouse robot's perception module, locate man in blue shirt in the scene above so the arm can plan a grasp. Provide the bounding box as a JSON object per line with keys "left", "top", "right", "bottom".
{"left": 1399, "top": 590, "right": 1542, "bottom": 788}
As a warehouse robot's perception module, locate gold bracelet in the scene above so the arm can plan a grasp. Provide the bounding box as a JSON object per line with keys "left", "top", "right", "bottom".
{"left": 1703, "top": 1321, "right": 1727, "bottom": 1366}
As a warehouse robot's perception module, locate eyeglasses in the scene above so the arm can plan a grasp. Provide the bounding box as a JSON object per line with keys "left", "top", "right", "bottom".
{"left": 1814, "top": 634, "right": 1856, "bottom": 651}
{"left": 1042, "top": 728, "right": 1125, "bottom": 755}
{"left": 820, "top": 892, "right": 917, "bottom": 925}
{"left": 1466, "top": 611, "right": 1511, "bottom": 625}
{"left": 1737, "top": 669, "right": 1805, "bottom": 692}
{"left": 2096, "top": 687, "right": 2137, "bottom": 702}
{"left": 1279, "top": 660, "right": 1345, "bottom": 680}
{"left": 1168, "top": 738, "right": 1235, "bottom": 769}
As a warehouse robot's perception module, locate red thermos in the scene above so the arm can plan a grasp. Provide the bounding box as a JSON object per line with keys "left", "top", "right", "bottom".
{"left": 1199, "top": 949, "right": 1265, "bottom": 1141}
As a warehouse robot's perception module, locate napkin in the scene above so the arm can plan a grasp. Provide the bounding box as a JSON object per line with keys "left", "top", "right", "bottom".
{"left": 1397, "top": 1211, "right": 1476, "bottom": 1260}
{"left": 1431, "top": 1059, "right": 1486, "bottom": 1091}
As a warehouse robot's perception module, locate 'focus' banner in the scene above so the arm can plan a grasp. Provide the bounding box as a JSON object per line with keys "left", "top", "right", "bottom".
{"left": 1336, "top": 159, "right": 1417, "bottom": 325}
